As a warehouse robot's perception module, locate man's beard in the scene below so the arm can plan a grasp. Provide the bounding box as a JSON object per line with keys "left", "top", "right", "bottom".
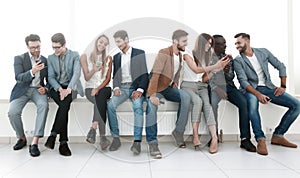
{"left": 239, "top": 45, "right": 247, "bottom": 53}
{"left": 177, "top": 44, "right": 185, "bottom": 52}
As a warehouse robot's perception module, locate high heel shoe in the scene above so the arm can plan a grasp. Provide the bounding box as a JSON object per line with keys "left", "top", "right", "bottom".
{"left": 193, "top": 138, "right": 201, "bottom": 151}
{"left": 194, "top": 144, "right": 200, "bottom": 151}
{"left": 209, "top": 138, "right": 218, "bottom": 154}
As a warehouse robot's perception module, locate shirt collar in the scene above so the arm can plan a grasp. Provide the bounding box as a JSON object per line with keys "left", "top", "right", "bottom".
{"left": 28, "top": 52, "right": 40, "bottom": 61}
{"left": 122, "top": 47, "right": 132, "bottom": 56}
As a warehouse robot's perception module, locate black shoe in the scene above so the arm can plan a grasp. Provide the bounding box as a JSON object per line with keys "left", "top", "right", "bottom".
{"left": 13, "top": 139, "right": 27, "bottom": 150}
{"left": 29, "top": 144, "right": 40, "bottom": 157}
{"left": 240, "top": 139, "right": 256, "bottom": 152}
{"left": 59, "top": 143, "right": 72, "bottom": 156}
{"left": 45, "top": 135, "right": 56, "bottom": 149}
{"left": 109, "top": 137, "right": 121, "bottom": 151}
{"left": 130, "top": 141, "right": 141, "bottom": 155}
{"left": 171, "top": 130, "right": 186, "bottom": 148}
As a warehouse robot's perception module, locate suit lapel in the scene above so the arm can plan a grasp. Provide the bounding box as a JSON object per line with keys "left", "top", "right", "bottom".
{"left": 23, "top": 53, "right": 32, "bottom": 71}
{"left": 252, "top": 49, "right": 267, "bottom": 75}
{"left": 241, "top": 53, "right": 256, "bottom": 73}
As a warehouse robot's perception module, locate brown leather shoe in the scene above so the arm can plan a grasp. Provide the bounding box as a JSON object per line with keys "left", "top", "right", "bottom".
{"left": 257, "top": 139, "right": 268, "bottom": 156}
{"left": 271, "top": 135, "right": 297, "bottom": 148}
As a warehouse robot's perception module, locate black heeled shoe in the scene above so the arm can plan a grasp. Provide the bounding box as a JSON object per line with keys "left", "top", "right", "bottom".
{"left": 194, "top": 144, "right": 200, "bottom": 151}
{"left": 193, "top": 138, "right": 201, "bottom": 151}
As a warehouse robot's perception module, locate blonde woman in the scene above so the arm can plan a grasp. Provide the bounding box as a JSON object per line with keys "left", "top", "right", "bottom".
{"left": 80, "top": 35, "right": 112, "bottom": 150}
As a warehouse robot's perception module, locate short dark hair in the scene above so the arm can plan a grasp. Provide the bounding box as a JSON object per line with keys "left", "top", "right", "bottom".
{"left": 234, "top": 33, "right": 250, "bottom": 40}
{"left": 172, "top": 29, "right": 188, "bottom": 41}
{"left": 25, "top": 34, "right": 40, "bottom": 46}
{"left": 113, "top": 30, "right": 128, "bottom": 40}
{"left": 51, "top": 33, "right": 66, "bottom": 46}
{"left": 213, "top": 34, "right": 223, "bottom": 39}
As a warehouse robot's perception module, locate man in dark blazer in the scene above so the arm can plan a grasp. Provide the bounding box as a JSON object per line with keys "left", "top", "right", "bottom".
{"left": 234, "top": 33, "right": 300, "bottom": 156}
{"left": 107, "top": 30, "right": 153, "bottom": 155}
{"left": 8, "top": 34, "right": 48, "bottom": 157}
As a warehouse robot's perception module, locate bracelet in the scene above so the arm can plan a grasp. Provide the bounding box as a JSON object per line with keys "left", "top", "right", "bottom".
{"left": 280, "top": 84, "right": 286, "bottom": 88}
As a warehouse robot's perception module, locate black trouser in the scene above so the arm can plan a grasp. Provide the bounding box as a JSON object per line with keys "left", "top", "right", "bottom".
{"left": 50, "top": 88, "right": 73, "bottom": 142}
{"left": 95, "top": 87, "right": 112, "bottom": 135}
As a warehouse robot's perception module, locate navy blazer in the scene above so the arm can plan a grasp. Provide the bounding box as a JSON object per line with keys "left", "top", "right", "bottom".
{"left": 233, "top": 48, "right": 286, "bottom": 93}
{"left": 10, "top": 52, "right": 48, "bottom": 102}
{"left": 112, "top": 47, "right": 149, "bottom": 93}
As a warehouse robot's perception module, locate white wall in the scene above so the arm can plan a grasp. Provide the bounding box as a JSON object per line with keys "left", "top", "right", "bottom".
{"left": 0, "top": 0, "right": 299, "bottom": 139}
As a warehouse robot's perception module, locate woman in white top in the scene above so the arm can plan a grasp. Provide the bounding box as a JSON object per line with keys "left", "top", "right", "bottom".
{"left": 80, "top": 35, "right": 112, "bottom": 150}
{"left": 181, "top": 33, "right": 228, "bottom": 153}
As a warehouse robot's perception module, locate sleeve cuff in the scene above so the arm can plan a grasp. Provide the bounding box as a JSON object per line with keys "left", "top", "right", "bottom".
{"left": 30, "top": 69, "right": 34, "bottom": 77}
{"left": 113, "top": 87, "right": 120, "bottom": 91}
{"left": 137, "top": 88, "right": 144, "bottom": 94}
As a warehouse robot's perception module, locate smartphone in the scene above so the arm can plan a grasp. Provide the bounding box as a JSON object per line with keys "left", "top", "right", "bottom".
{"left": 159, "top": 100, "right": 165, "bottom": 104}
{"left": 96, "top": 61, "right": 103, "bottom": 67}
{"left": 222, "top": 54, "right": 232, "bottom": 61}
{"left": 36, "top": 60, "right": 42, "bottom": 64}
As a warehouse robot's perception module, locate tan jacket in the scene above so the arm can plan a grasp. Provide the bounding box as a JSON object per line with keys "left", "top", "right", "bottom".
{"left": 147, "top": 46, "right": 182, "bottom": 97}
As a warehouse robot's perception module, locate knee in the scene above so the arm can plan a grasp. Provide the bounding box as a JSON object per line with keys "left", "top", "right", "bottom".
{"left": 133, "top": 100, "right": 144, "bottom": 112}
{"left": 38, "top": 102, "right": 49, "bottom": 111}
{"left": 107, "top": 100, "right": 115, "bottom": 110}
{"left": 8, "top": 106, "right": 21, "bottom": 118}
{"left": 181, "top": 91, "right": 191, "bottom": 103}
{"left": 293, "top": 100, "right": 300, "bottom": 113}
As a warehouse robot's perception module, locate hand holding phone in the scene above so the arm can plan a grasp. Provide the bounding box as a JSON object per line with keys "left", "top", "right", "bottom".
{"left": 222, "top": 54, "right": 232, "bottom": 61}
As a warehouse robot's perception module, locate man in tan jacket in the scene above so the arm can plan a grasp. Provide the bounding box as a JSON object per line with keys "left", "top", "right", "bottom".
{"left": 146, "top": 29, "right": 191, "bottom": 148}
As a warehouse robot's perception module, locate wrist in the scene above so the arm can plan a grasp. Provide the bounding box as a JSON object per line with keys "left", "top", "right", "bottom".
{"left": 280, "top": 84, "right": 286, "bottom": 88}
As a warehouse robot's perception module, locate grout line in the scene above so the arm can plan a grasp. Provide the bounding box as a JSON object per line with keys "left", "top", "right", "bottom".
{"left": 76, "top": 146, "right": 98, "bottom": 177}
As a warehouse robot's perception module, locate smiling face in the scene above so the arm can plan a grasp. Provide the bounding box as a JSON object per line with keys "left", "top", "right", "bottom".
{"left": 27, "top": 40, "right": 41, "bottom": 59}
{"left": 114, "top": 37, "right": 129, "bottom": 52}
{"left": 52, "top": 42, "right": 65, "bottom": 56}
{"left": 235, "top": 36, "right": 248, "bottom": 53}
{"left": 96, "top": 36, "right": 109, "bottom": 53}
{"left": 174, "top": 36, "right": 188, "bottom": 52}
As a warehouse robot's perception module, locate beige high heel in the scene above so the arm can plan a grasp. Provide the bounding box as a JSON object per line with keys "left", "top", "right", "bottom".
{"left": 209, "top": 137, "right": 218, "bottom": 154}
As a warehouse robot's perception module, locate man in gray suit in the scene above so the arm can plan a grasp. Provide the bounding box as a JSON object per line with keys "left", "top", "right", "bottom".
{"left": 8, "top": 34, "right": 49, "bottom": 157}
{"left": 44, "top": 33, "right": 83, "bottom": 156}
{"left": 233, "top": 33, "right": 300, "bottom": 156}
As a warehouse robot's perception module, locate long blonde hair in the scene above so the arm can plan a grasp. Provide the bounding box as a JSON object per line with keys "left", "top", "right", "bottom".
{"left": 192, "top": 33, "right": 214, "bottom": 67}
{"left": 89, "top": 34, "right": 109, "bottom": 76}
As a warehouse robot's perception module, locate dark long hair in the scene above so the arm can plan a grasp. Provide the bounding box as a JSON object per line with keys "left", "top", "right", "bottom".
{"left": 192, "top": 33, "right": 214, "bottom": 67}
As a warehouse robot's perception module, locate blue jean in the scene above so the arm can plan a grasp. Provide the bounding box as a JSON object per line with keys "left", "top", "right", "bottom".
{"left": 210, "top": 85, "right": 251, "bottom": 139}
{"left": 248, "top": 86, "right": 300, "bottom": 140}
{"left": 8, "top": 88, "right": 49, "bottom": 139}
{"left": 147, "top": 86, "right": 190, "bottom": 134}
{"left": 107, "top": 86, "right": 145, "bottom": 141}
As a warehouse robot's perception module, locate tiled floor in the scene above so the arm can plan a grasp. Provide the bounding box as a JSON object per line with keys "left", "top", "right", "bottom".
{"left": 1, "top": 140, "right": 300, "bottom": 178}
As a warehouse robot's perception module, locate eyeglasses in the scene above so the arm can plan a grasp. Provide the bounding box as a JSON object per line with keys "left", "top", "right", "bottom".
{"left": 52, "top": 46, "right": 62, "bottom": 50}
{"left": 29, "top": 46, "right": 40, "bottom": 50}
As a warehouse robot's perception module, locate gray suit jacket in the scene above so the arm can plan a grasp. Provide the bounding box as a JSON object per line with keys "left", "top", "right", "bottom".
{"left": 233, "top": 48, "right": 286, "bottom": 93}
{"left": 47, "top": 49, "right": 84, "bottom": 97}
{"left": 10, "top": 52, "right": 48, "bottom": 102}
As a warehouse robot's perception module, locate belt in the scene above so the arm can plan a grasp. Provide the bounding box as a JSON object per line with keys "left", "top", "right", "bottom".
{"left": 121, "top": 82, "right": 132, "bottom": 85}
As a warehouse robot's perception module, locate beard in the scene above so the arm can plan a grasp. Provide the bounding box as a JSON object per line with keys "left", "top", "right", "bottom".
{"left": 177, "top": 44, "right": 185, "bottom": 52}
{"left": 238, "top": 44, "right": 247, "bottom": 53}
